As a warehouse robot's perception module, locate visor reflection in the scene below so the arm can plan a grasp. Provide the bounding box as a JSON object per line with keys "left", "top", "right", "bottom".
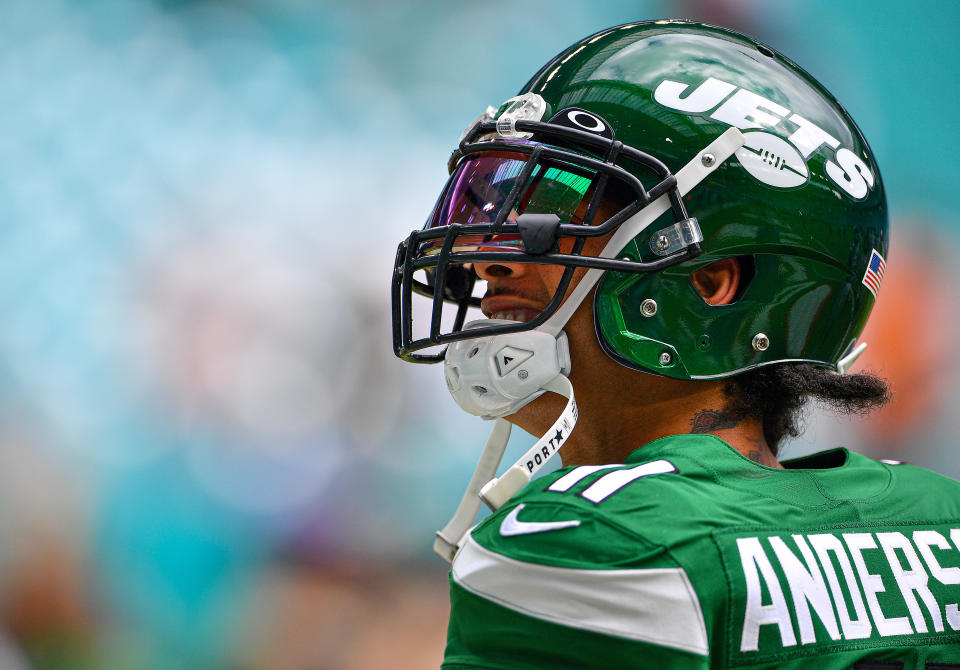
{"left": 429, "top": 150, "right": 595, "bottom": 231}
{"left": 418, "top": 233, "right": 525, "bottom": 257}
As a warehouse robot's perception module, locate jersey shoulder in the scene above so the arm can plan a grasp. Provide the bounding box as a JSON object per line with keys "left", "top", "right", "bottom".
{"left": 467, "top": 433, "right": 769, "bottom": 566}
{"left": 879, "top": 455, "right": 960, "bottom": 503}
{"left": 470, "top": 434, "right": 719, "bottom": 566}
{"left": 470, "top": 436, "right": 960, "bottom": 566}
{"left": 782, "top": 447, "right": 960, "bottom": 520}
{"left": 447, "top": 439, "right": 714, "bottom": 667}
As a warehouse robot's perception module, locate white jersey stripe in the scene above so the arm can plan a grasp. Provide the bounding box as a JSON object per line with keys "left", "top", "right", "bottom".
{"left": 581, "top": 459, "right": 678, "bottom": 503}
{"left": 452, "top": 534, "right": 709, "bottom": 655}
{"left": 547, "top": 464, "right": 620, "bottom": 492}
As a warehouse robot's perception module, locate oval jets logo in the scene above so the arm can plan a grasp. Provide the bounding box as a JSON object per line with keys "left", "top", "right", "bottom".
{"left": 736, "top": 131, "right": 808, "bottom": 188}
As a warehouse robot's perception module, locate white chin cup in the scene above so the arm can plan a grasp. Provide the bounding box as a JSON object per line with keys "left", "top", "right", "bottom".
{"left": 444, "top": 319, "right": 571, "bottom": 419}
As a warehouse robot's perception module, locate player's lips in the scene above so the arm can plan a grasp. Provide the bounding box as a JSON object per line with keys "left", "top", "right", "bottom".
{"left": 481, "top": 295, "right": 544, "bottom": 323}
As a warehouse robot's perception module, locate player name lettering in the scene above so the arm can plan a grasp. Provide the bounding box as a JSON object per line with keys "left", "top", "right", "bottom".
{"left": 736, "top": 528, "right": 960, "bottom": 653}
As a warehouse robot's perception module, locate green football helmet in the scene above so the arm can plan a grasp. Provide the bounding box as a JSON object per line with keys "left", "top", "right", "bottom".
{"left": 392, "top": 19, "right": 888, "bottom": 380}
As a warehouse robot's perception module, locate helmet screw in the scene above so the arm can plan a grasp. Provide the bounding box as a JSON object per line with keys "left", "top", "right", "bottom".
{"left": 655, "top": 235, "right": 670, "bottom": 251}
{"left": 701, "top": 152, "right": 716, "bottom": 167}
{"left": 659, "top": 351, "right": 672, "bottom": 366}
{"left": 752, "top": 333, "right": 770, "bottom": 352}
{"left": 517, "top": 369, "right": 529, "bottom": 380}
{"left": 640, "top": 299, "right": 658, "bottom": 317}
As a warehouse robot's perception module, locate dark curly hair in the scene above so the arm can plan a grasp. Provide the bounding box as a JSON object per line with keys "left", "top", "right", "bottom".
{"left": 724, "top": 364, "right": 890, "bottom": 456}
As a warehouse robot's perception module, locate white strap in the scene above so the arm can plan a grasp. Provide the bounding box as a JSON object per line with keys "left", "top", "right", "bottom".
{"left": 434, "top": 418, "right": 512, "bottom": 562}
{"left": 434, "top": 375, "right": 576, "bottom": 562}
{"left": 836, "top": 341, "right": 867, "bottom": 375}
{"left": 541, "top": 127, "right": 745, "bottom": 336}
{"left": 480, "top": 375, "right": 576, "bottom": 511}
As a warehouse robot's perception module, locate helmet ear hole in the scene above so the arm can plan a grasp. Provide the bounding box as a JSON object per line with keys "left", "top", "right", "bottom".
{"left": 731, "top": 255, "right": 755, "bottom": 303}
{"left": 689, "top": 256, "right": 755, "bottom": 306}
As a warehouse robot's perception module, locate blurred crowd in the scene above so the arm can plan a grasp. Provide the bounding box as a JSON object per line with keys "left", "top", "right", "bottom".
{"left": 0, "top": 0, "right": 957, "bottom": 668}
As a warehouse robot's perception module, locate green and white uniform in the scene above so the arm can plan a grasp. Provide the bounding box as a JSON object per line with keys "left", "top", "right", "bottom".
{"left": 444, "top": 435, "right": 960, "bottom": 669}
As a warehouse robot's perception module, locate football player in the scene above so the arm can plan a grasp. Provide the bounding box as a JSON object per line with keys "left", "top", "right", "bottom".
{"left": 392, "top": 20, "right": 960, "bottom": 668}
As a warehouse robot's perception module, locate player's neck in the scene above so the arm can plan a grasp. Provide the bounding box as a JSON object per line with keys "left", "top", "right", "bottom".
{"left": 508, "top": 373, "right": 782, "bottom": 469}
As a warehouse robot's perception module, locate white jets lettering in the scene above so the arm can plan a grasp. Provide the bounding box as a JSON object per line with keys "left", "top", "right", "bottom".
{"left": 652, "top": 76, "right": 736, "bottom": 113}
{"left": 711, "top": 88, "right": 789, "bottom": 131}
{"left": 786, "top": 113, "right": 840, "bottom": 159}
{"left": 737, "top": 527, "right": 960, "bottom": 653}
{"left": 825, "top": 147, "right": 875, "bottom": 200}
{"left": 653, "top": 76, "right": 874, "bottom": 200}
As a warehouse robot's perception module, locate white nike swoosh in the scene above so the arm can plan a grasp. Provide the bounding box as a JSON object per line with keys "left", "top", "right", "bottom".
{"left": 499, "top": 504, "right": 581, "bottom": 537}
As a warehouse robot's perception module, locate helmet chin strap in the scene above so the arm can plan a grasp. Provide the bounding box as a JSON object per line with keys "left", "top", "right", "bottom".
{"left": 434, "top": 127, "right": 745, "bottom": 562}
{"left": 435, "top": 375, "right": 576, "bottom": 562}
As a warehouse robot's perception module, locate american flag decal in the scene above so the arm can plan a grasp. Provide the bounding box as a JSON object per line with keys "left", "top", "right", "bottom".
{"left": 861, "top": 248, "right": 885, "bottom": 298}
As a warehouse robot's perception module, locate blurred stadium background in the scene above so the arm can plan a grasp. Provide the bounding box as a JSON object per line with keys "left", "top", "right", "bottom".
{"left": 0, "top": 0, "right": 957, "bottom": 667}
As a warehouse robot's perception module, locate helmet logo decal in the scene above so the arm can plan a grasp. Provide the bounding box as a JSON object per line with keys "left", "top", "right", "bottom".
{"left": 653, "top": 76, "right": 875, "bottom": 200}
{"left": 548, "top": 107, "right": 615, "bottom": 139}
{"left": 825, "top": 148, "right": 876, "bottom": 200}
{"left": 737, "top": 131, "right": 808, "bottom": 188}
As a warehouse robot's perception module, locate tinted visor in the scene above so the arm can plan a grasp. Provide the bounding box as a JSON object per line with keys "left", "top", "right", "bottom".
{"left": 419, "top": 148, "right": 597, "bottom": 255}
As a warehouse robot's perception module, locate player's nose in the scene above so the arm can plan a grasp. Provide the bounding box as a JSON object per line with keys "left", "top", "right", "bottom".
{"left": 473, "top": 260, "right": 528, "bottom": 281}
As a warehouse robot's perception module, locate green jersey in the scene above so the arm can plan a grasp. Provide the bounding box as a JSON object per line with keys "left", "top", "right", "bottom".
{"left": 444, "top": 434, "right": 960, "bottom": 669}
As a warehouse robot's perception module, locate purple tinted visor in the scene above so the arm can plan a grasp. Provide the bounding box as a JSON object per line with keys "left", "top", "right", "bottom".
{"left": 419, "top": 147, "right": 597, "bottom": 255}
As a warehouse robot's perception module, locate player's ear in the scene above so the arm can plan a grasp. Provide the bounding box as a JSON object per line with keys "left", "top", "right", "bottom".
{"left": 690, "top": 258, "right": 741, "bottom": 306}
